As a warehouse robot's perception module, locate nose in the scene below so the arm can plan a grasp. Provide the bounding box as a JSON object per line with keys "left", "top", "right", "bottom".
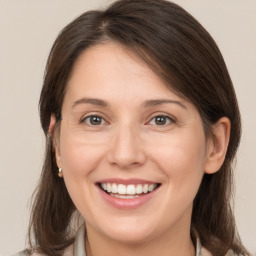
{"left": 107, "top": 124, "right": 146, "bottom": 169}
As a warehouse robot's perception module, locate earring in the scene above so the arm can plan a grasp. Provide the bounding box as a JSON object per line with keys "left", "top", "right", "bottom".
{"left": 58, "top": 168, "right": 63, "bottom": 178}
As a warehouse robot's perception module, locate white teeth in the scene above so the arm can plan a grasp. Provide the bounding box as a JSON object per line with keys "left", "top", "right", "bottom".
{"left": 112, "top": 183, "right": 118, "bottom": 193}
{"left": 148, "top": 184, "right": 154, "bottom": 192}
{"left": 117, "top": 184, "right": 126, "bottom": 194}
{"left": 100, "top": 183, "right": 158, "bottom": 196}
{"left": 110, "top": 194, "right": 140, "bottom": 199}
{"left": 136, "top": 184, "right": 143, "bottom": 194}
{"left": 127, "top": 185, "right": 136, "bottom": 195}
{"left": 107, "top": 183, "right": 112, "bottom": 193}
{"left": 143, "top": 184, "right": 148, "bottom": 193}
{"left": 148, "top": 184, "right": 157, "bottom": 192}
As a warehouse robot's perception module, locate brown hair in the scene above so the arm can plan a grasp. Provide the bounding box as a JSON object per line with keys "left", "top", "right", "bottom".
{"left": 29, "top": 0, "right": 249, "bottom": 255}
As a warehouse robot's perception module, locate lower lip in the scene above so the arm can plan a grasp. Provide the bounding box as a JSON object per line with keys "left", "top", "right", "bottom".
{"left": 97, "top": 185, "right": 160, "bottom": 210}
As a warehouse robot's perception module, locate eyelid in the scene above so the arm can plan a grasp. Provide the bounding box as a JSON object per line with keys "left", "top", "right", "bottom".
{"left": 150, "top": 116, "right": 173, "bottom": 127}
{"left": 145, "top": 112, "right": 176, "bottom": 125}
{"left": 83, "top": 115, "right": 106, "bottom": 125}
{"left": 77, "top": 111, "right": 176, "bottom": 126}
{"left": 80, "top": 112, "right": 109, "bottom": 125}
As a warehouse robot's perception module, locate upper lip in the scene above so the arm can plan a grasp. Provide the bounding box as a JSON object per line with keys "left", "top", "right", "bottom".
{"left": 97, "top": 178, "right": 160, "bottom": 185}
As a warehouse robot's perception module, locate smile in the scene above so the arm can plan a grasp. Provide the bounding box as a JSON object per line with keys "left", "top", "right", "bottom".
{"left": 99, "top": 183, "right": 160, "bottom": 199}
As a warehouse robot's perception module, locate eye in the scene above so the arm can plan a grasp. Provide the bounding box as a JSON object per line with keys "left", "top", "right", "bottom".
{"left": 82, "top": 115, "right": 106, "bottom": 126}
{"left": 149, "top": 115, "right": 173, "bottom": 126}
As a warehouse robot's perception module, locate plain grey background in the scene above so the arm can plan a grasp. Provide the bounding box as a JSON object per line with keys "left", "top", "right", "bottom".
{"left": 0, "top": 0, "right": 255, "bottom": 255}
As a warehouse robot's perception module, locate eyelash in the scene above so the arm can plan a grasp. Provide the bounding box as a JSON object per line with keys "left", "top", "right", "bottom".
{"left": 80, "top": 115, "right": 107, "bottom": 126}
{"left": 147, "top": 115, "right": 175, "bottom": 126}
{"left": 80, "top": 114, "right": 175, "bottom": 127}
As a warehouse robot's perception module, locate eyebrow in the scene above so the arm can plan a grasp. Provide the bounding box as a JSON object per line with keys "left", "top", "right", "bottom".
{"left": 143, "top": 99, "right": 187, "bottom": 109}
{"left": 72, "top": 97, "right": 187, "bottom": 109}
{"left": 72, "top": 98, "right": 108, "bottom": 108}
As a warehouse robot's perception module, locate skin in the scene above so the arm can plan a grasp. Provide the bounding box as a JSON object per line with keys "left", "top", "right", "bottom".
{"left": 53, "top": 42, "right": 230, "bottom": 256}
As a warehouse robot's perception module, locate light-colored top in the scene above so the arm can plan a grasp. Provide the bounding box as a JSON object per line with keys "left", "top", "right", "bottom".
{"left": 13, "top": 224, "right": 214, "bottom": 256}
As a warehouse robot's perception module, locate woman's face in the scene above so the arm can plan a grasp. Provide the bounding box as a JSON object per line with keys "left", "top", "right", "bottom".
{"left": 55, "top": 42, "right": 211, "bottom": 244}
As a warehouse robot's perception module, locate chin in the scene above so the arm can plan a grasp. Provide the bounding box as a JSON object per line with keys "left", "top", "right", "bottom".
{"left": 97, "top": 216, "right": 160, "bottom": 244}
{"left": 106, "top": 228, "right": 154, "bottom": 245}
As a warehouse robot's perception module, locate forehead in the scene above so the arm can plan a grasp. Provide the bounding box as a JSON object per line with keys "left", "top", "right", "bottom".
{"left": 64, "top": 42, "right": 185, "bottom": 103}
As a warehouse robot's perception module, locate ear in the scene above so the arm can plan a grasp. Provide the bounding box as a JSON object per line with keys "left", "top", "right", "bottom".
{"left": 204, "top": 117, "right": 231, "bottom": 174}
{"left": 49, "top": 114, "right": 62, "bottom": 169}
{"left": 48, "top": 114, "right": 56, "bottom": 135}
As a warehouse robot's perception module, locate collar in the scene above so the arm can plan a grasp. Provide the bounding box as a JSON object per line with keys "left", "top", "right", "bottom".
{"left": 72, "top": 224, "right": 203, "bottom": 256}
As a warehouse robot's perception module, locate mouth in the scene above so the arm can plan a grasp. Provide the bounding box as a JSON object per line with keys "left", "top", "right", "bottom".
{"left": 97, "top": 182, "right": 161, "bottom": 199}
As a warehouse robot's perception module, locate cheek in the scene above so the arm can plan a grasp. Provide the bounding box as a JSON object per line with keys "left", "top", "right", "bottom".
{"left": 61, "top": 142, "right": 96, "bottom": 174}
{"left": 59, "top": 127, "right": 105, "bottom": 176}
{"left": 58, "top": 129, "right": 105, "bottom": 198}
{"left": 58, "top": 132, "right": 108, "bottom": 216}
{"left": 149, "top": 129, "right": 207, "bottom": 197}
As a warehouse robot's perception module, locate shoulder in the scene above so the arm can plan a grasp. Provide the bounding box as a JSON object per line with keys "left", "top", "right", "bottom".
{"left": 12, "top": 244, "right": 74, "bottom": 256}
{"left": 11, "top": 250, "right": 31, "bottom": 256}
{"left": 11, "top": 224, "right": 84, "bottom": 256}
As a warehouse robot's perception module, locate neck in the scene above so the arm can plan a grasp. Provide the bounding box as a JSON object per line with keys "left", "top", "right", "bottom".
{"left": 85, "top": 223, "right": 196, "bottom": 256}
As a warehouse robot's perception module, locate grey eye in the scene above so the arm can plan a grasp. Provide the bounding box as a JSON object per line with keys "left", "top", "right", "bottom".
{"left": 84, "top": 115, "right": 105, "bottom": 126}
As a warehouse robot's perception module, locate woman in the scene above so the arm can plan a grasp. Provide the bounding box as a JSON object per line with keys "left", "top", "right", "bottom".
{"left": 15, "top": 0, "right": 250, "bottom": 255}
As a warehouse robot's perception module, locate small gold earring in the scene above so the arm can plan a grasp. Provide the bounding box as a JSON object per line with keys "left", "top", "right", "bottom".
{"left": 58, "top": 168, "right": 63, "bottom": 178}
